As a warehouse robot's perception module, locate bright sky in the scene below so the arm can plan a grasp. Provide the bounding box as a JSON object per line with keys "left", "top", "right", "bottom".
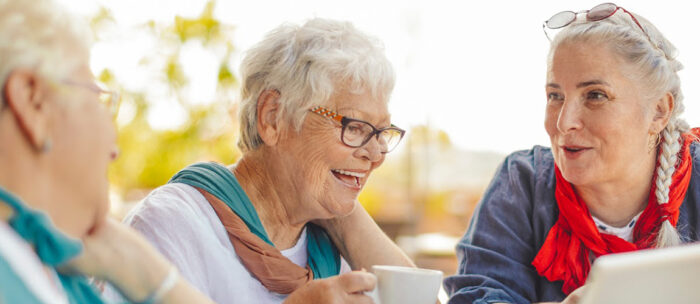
{"left": 58, "top": 0, "right": 700, "bottom": 154}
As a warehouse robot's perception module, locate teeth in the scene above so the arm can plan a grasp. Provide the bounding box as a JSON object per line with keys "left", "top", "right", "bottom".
{"left": 332, "top": 169, "right": 366, "bottom": 178}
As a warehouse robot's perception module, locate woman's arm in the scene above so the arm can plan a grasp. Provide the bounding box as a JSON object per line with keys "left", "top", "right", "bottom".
{"left": 444, "top": 150, "right": 553, "bottom": 304}
{"left": 61, "top": 218, "right": 214, "bottom": 304}
{"left": 319, "top": 201, "right": 415, "bottom": 270}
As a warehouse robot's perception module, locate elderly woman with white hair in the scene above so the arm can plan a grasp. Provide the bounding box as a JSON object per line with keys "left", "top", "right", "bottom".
{"left": 445, "top": 3, "right": 700, "bottom": 304}
{"left": 0, "top": 0, "right": 217, "bottom": 303}
{"left": 117, "top": 18, "right": 414, "bottom": 303}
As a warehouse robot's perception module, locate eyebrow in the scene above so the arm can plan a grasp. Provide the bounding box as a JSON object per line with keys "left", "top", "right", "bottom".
{"left": 545, "top": 80, "right": 611, "bottom": 89}
{"left": 576, "top": 80, "right": 610, "bottom": 88}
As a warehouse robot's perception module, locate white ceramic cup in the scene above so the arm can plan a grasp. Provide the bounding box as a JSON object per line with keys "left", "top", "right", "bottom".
{"left": 365, "top": 265, "right": 443, "bottom": 304}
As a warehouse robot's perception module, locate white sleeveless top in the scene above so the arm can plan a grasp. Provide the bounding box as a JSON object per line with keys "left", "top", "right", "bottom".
{"left": 103, "top": 183, "right": 350, "bottom": 304}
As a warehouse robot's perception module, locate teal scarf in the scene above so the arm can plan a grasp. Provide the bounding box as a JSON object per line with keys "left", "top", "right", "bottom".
{"left": 0, "top": 186, "right": 104, "bottom": 304}
{"left": 169, "top": 162, "right": 341, "bottom": 279}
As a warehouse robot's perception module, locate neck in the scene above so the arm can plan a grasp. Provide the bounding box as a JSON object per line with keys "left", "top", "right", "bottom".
{"left": 0, "top": 112, "right": 69, "bottom": 232}
{"left": 0, "top": 117, "right": 47, "bottom": 223}
{"left": 575, "top": 152, "right": 658, "bottom": 228}
{"left": 233, "top": 150, "right": 308, "bottom": 249}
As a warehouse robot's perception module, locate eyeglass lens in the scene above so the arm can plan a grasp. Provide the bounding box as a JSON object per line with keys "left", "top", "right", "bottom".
{"left": 98, "top": 91, "right": 119, "bottom": 117}
{"left": 587, "top": 3, "right": 617, "bottom": 21}
{"left": 546, "top": 11, "right": 576, "bottom": 29}
{"left": 546, "top": 3, "right": 619, "bottom": 29}
{"left": 342, "top": 120, "right": 402, "bottom": 152}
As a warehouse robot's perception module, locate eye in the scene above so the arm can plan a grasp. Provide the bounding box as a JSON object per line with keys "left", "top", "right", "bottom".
{"left": 586, "top": 90, "right": 609, "bottom": 101}
{"left": 547, "top": 92, "right": 564, "bottom": 103}
{"left": 346, "top": 124, "right": 363, "bottom": 134}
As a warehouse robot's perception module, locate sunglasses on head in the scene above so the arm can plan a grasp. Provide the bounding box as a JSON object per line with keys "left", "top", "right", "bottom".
{"left": 542, "top": 2, "right": 650, "bottom": 42}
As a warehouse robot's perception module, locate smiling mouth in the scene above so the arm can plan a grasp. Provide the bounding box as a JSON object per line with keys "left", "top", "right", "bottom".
{"left": 561, "top": 146, "right": 592, "bottom": 156}
{"left": 331, "top": 169, "right": 366, "bottom": 189}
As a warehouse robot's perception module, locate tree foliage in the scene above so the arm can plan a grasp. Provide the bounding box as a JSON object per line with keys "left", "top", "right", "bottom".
{"left": 94, "top": 1, "right": 240, "bottom": 198}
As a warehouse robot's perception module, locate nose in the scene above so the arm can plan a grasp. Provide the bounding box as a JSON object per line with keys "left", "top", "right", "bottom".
{"left": 110, "top": 147, "right": 120, "bottom": 161}
{"left": 356, "top": 135, "right": 384, "bottom": 162}
{"left": 556, "top": 100, "right": 583, "bottom": 134}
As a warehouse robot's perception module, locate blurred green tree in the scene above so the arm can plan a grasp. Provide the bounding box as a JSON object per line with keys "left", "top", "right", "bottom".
{"left": 91, "top": 1, "right": 241, "bottom": 199}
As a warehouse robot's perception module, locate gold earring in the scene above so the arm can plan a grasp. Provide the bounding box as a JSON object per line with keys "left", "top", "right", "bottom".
{"left": 648, "top": 133, "right": 660, "bottom": 154}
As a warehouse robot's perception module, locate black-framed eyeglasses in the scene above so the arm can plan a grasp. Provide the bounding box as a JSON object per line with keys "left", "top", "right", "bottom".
{"left": 542, "top": 3, "right": 651, "bottom": 43}
{"left": 61, "top": 79, "right": 120, "bottom": 119}
{"left": 309, "top": 106, "right": 405, "bottom": 153}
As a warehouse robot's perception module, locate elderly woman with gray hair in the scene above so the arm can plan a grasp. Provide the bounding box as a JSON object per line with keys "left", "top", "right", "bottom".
{"left": 0, "top": 0, "right": 217, "bottom": 303}
{"left": 445, "top": 3, "right": 700, "bottom": 304}
{"left": 118, "top": 18, "right": 414, "bottom": 303}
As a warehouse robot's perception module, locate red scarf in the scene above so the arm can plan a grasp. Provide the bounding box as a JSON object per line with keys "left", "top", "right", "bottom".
{"left": 532, "top": 129, "right": 700, "bottom": 294}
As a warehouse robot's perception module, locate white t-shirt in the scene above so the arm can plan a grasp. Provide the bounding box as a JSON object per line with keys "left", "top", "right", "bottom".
{"left": 592, "top": 212, "right": 643, "bottom": 242}
{"left": 0, "top": 220, "right": 69, "bottom": 304}
{"left": 108, "top": 183, "right": 350, "bottom": 304}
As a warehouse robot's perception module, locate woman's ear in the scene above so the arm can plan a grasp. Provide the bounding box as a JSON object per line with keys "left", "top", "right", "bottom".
{"left": 3, "top": 69, "right": 52, "bottom": 152}
{"left": 256, "top": 89, "right": 281, "bottom": 146}
{"left": 650, "top": 92, "right": 674, "bottom": 134}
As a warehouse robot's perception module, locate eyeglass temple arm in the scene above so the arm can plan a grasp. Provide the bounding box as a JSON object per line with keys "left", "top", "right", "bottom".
{"left": 619, "top": 7, "right": 649, "bottom": 38}
{"left": 542, "top": 22, "right": 553, "bottom": 42}
{"left": 310, "top": 107, "right": 344, "bottom": 123}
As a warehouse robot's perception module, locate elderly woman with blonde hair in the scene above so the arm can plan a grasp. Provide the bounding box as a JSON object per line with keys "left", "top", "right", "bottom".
{"left": 445, "top": 3, "right": 700, "bottom": 304}
{"left": 117, "top": 18, "right": 414, "bottom": 303}
{"left": 0, "top": 0, "right": 216, "bottom": 303}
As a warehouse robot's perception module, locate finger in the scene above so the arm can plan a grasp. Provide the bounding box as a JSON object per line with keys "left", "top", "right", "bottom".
{"left": 337, "top": 271, "right": 376, "bottom": 293}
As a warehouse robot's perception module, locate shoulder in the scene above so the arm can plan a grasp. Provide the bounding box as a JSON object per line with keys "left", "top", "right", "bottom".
{"left": 678, "top": 141, "right": 700, "bottom": 241}
{"left": 487, "top": 145, "right": 555, "bottom": 197}
{"left": 692, "top": 141, "right": 700, "bottom": 173}
{"left": 502, "top": 145, "right": 554, "bottom": 174}
{"left": 685, "top": 141, "right": 700, "bottom": 200}
{"left": 141, "top": 182, "right": 205, "bottom": 207}
{"left": 122, "top": 183, "right": 225, "bottom": 244}
{"left": 471, "top": 146, "right": 557, "bottom": 236}
{"left": 124, "top": 183, "right": 207, "bottom": 225}
{"left": 689, "top": 141, "right": 700, "bottom": 193}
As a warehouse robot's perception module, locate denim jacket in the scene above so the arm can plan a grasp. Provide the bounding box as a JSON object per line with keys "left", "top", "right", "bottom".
{"left": 444, "top": 144, "right": 700, "bottom": 303}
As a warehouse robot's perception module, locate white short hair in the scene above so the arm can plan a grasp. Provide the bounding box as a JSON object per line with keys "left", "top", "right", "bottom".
{"left": 237, "top": 18, "right": 396, "bottom": 152}
{"left": 547, "top": 10, "right": 687, "bottom": 248}
{"left": 0, "top": 0, "right": 91, "bottom": 107}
